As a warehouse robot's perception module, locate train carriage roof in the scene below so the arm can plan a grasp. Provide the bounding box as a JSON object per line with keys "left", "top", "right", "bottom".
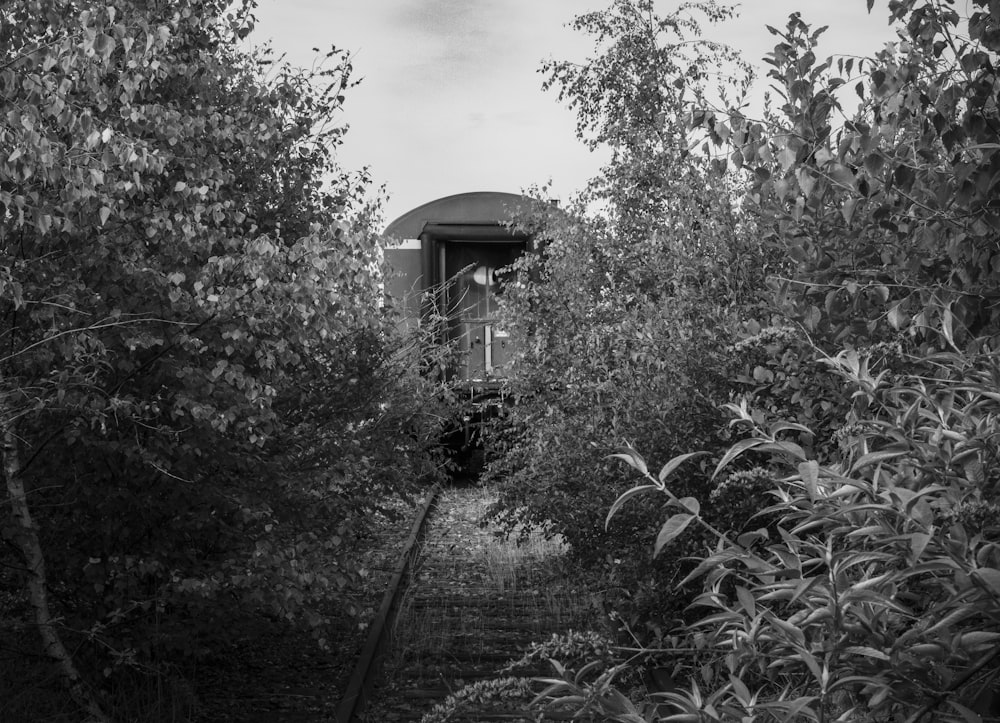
{"left": 382, "top": 191, "right": 536, "bottom": 240}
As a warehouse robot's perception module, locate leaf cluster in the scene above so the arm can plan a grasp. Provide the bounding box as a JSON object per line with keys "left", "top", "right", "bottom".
{"left": 527, "top": 3, "right": 1000, "bottom": 721}
{"left": 595, "top": 347, "right": 1000, "bottom": 722}
{"left": 484, "top": 1, "right": 773, "bottom": 625}
{"left": 0, "top": 0, "right": 450, "bottom": 711}
{"left": 696, "top": 0, "right": 1000, "bottom": 351}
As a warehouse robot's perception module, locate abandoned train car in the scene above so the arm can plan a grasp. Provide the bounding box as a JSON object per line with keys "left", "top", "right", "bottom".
{"left": 382, "top": 191, "right": 537, "bottom": 450}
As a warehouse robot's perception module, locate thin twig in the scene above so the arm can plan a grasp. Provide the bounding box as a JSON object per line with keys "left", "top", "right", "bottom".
{"left": 905, "top": 645, "right": 1000, "bottom": 723}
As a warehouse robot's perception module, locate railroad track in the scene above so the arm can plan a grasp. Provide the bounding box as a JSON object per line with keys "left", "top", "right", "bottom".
{"left": 336, "top": 485, "right": 599, "bottom": 722}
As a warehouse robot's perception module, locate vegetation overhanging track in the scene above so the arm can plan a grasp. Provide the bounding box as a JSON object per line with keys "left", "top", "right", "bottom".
{"left": 363, "top": 485, "right": 599, "bottom": 722}
{"left": 335, "top": 484, "right": 442, "bottom": 723}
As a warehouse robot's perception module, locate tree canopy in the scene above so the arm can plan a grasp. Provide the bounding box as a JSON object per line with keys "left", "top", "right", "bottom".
{"left": 1, "top": 1, "right": 447, "bottom": 718}
{"left": 488, "top": 1, "right": 1000, "bottom": 721}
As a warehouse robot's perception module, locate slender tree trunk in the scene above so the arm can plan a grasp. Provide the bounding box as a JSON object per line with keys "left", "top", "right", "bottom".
{"left": 1, "top": 415, "right": 112, "bottom": 723}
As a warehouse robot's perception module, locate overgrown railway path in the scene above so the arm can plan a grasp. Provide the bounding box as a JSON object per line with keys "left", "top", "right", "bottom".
{"left": 337, "top": 485, "right": 601, "bottom": 722}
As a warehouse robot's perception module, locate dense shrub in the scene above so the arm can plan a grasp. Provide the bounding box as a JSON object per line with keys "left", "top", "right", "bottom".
{"left": 480, "top": 1, "right": 786, "bottom": 626}
{"left": 483, "top": 195, "right": 769, "bottom": 622}
{"left": 0, "top": 1, "right": 449, "bottom": 717}
{"left": 574, "top": 345, "right": 1000, "bottom": 722}
{"left": 517, "top": 2, "right": 1000, "bottom": 721}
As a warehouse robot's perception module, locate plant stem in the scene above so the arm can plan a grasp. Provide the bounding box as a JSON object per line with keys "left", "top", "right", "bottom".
{"left": 904, "top": 646, "right": 1000, "bottom": 723}
{"left": 1, "top": 408, "right": 112, "bottom": 722}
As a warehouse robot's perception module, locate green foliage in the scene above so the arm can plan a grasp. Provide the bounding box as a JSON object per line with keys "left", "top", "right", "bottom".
{"left": 542, "top": 0, "right": 753, "bottom": 230}
{"left": 425, "top": 631, "right": 642, "bottom": 723}
{"left": 523, "top": 3, "right": 1000, "bottom": 722}
{"left": 698, "top": 0, "right": 1000, "bottom": 351}
{"left": 503, "top": 629, "right": 621, "bottom": 675}
{"left": 420, "top": 677, "right": 534, "bottom": 723}
{"left": 0, "top": 0, "right": 449, "bottom": 715}
{"left": 587, "top": 347, "right": 1000, "bottom": 722}
{"left": 484, "top": 0, "right": 773, "bottom": 622}
{"left": 726, "top": 324, "right": 926, "bottom": 465}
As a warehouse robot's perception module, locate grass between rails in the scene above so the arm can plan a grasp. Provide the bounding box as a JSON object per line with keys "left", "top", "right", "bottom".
{"left": 391, "top": 485, "right": 599, "bottom": 661}
{"left": 367, "top": 485, "right": 603, "bottom": 720}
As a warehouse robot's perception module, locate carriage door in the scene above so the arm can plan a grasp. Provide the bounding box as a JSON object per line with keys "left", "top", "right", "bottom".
{"left": 443, "top": 242, "right": 522, "bottom": 382}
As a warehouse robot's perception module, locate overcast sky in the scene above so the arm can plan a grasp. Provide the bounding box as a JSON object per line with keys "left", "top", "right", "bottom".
{"left": 247, "top": 1, "right": 901, "bottom": 228}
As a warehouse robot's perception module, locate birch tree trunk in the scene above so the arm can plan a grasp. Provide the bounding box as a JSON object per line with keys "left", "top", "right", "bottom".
{"left": 1, "top": 414, "right": 112, "bottom": 723}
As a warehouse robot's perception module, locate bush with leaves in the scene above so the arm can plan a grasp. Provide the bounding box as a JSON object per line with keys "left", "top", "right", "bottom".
{"left": 697, "top": 1, "right": 1000, "bottom": 352}
{"left": 560, "top": 343, "right": 1000, "bottom": 723}
{"left": 421, "top": 631, "right": 632, "bottom": 723}
{"left": 519, "top": 2, "right": 1000, "bottom": 721}
{"left": 483, "top": 0, "right": 774, "bottom": 624}
{"left": 0, "top": 1, "right": 449, "bottom": 718}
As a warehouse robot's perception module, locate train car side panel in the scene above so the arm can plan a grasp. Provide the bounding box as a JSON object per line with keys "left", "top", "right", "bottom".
{"left": 384, "top": 238, "right": 423, "bottom": 331}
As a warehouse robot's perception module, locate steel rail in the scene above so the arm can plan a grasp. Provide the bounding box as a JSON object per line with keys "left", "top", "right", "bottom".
{"left": 334, "top": 484, "right": 441, "bottom": 723}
